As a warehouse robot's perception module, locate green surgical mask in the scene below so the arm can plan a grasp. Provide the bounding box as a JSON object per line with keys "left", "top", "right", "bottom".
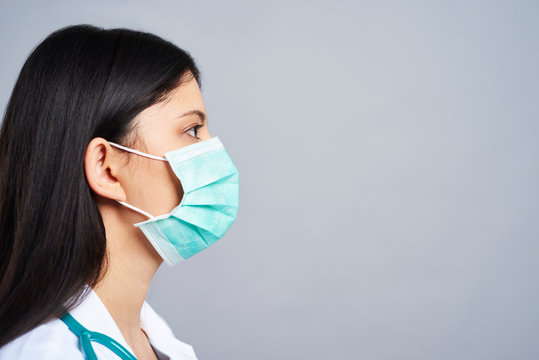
{"left": 108, "top": 136, "right": 239, "bottom": 266}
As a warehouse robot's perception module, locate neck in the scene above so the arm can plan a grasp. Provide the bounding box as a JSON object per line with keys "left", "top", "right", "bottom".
{"left": 93, "top": 202, "right": 163, "bottom": 343}
{"left": 93, "top": 257, "right": 157, "bottom": 332}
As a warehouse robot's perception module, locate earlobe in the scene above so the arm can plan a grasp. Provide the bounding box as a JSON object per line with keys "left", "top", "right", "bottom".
{"left": 84, "top": 137, "right": 127, "bottom": 202}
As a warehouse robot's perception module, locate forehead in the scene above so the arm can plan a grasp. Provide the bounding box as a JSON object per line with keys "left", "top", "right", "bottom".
{"left": 164, "top": 76, "right": 206, "bottom": 112}
{"left": 135, "top": 76, "right": 207, "bottom": 124}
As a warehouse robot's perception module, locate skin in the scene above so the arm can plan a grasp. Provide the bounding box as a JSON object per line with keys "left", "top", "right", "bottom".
{"left": 84, "top": 72, "right": 210, "bottom": 360}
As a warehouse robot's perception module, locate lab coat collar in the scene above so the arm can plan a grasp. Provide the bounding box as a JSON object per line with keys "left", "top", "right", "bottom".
{"left": 66, "top": 285, "right": 196, "bottom": 359}
{"left": 68, "top": 285, "right": 137, "bottom": 355}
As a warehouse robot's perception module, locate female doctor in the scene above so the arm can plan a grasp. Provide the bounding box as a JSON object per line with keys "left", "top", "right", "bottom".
{"left": 0, "top": 24, "right": 239, "bottom": 359}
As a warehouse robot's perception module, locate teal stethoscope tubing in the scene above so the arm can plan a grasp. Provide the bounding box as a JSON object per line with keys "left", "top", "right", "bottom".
{"left": 60, "top": 312, "right": 138, "bottom": 360}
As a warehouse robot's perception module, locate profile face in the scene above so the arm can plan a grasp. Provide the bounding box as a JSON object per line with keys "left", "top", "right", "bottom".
{"left": 117, "top": 72, "right": 211, "bottom": 219}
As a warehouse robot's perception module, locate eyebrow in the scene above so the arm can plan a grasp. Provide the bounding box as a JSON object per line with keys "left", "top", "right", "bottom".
{"left": 178, "top": 110, "right": 207, "bottom": 123}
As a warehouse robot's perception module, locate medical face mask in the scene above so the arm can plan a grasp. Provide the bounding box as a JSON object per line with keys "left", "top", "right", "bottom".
{"left": 107, "top": 136, "right": 239, "bottom": 266}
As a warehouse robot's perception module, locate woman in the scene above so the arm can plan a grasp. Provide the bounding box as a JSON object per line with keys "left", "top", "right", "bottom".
{"left": 0, "top": 24, "right": 239, "bottom": 359}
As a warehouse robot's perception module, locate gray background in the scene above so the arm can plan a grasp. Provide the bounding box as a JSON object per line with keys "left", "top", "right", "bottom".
{"left": 1, "top": 1, "right": 538, "bottom": 359}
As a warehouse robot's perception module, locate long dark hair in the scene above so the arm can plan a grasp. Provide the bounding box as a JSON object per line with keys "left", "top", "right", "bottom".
{"left": 0, "top": 24, "right": 201, "bottom": 346}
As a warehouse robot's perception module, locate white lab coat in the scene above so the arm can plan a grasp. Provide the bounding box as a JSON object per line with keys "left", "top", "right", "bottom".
{"left": 0, "top": 287, "right": 198, "bottom": 360}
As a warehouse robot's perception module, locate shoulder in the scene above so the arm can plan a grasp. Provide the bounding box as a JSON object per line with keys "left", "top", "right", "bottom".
{"left": 0, "top": 317, "right": 83, "bottom": 360}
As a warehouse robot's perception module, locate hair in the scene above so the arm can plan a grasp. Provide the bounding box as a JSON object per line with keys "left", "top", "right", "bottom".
{"left": 0, "top": 24, "right": 201, "bottom": 346}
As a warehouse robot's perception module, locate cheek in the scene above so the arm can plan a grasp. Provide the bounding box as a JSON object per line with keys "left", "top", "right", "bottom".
{"left": 136, "top": 161, "right": 183, "bottom": 216}
{"left": 154, "top": 163, "right": 184, "bottom": 214}
{"left": 165, "top": 164, "right": 184, "bottom": 203}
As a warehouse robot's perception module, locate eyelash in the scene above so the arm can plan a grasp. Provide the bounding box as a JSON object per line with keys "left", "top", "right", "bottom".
{"left": 186, "top": 124, "right": 203, "bottom": 139}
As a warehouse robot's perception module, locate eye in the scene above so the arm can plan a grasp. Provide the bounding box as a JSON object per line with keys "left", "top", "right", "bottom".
{"left": 186, "top": 124, "right": 203, "bottom": 139}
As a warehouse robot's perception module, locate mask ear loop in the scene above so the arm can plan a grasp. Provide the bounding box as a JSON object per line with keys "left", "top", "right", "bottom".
{"left": 108, "top": 141, "right": 168, "bottom": 161}
{"left": 116, "top": 200, "right": 155, "bottom": 220}
{"left": 107, "top": 141, "right": 169, "bottom": 220}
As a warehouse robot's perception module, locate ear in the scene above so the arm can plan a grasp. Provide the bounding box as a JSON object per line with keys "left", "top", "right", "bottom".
{"left": 84, "top": 137, "right": 127, "bottom": 202}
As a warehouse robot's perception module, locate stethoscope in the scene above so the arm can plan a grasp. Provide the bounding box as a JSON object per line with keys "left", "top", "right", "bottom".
{"left": 60, "top": 312, "right": 138, "bottom": 360}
